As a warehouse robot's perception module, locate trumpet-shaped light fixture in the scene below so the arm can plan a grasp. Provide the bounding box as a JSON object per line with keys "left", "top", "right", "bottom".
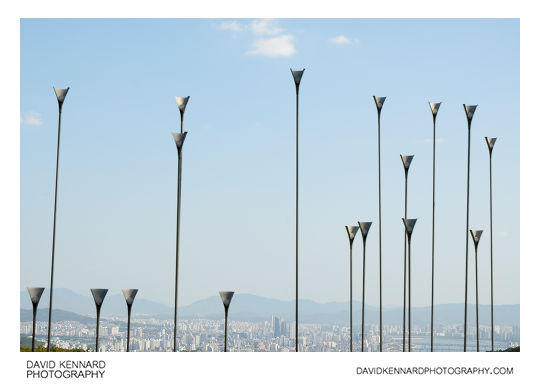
{"left": 27, "top": 287, "right": 45, "bottom": 352}
{"left": 291, "top": 68, "right": 305, "bottom": 352}
{"left": 485, "top": 137, "right": 497, "bottom": 352}
{"left": 122, "top": 289, "right": 138, "bottom": 352}
{"left": 429, "top": 101, "right": 442, "bottom": 352}
{"left": 463, "top": 104, "right": 478, "bottom": 352}
{"left": 373, "top": 95, "right": 386, "bottom": 352}
{"left": 400, "top": 155, "right": 414, "bottom": 352}
{"left": 357, "top": 221, "right": 372, "bottom": 352}
{"left": 345, "top": 225, "right": 360, "bottom": 352}
{"left": 172, "top": 96, "right": 190, "bottom": 352}
{"left": 402, "top": 218, "right": 417, "bottom": 352}
{"left": 90, "top": 289, "right": 108, "bottom": 352}
{"left": 46, "top": 87, "right": 70, "bottom": 351}
{"left": 219, "top": 291, "right": 235, "bottom": 352}
{"left": 470, "top": 230, "right": 483, "bottom": 352}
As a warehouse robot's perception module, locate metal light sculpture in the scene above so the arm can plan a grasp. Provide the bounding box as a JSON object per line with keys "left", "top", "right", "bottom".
{"left": 463, "top": 104, "right": 477, "bottom": 352}
{"left": 402, "top": 218, "right": 417, "bottom": 352}
{"left": 91, "top": 289, "right": 108, "bottom": 352}
{"left": 400, "top": 154, "right": 414, "bottom": 352}
{"left": 291, "top": 68, "right": 304, "bottom": 352}
{"left": 357, "top": 221, "right": 372, "bottom": 352}
{"left": 219, "top": 291, "right": 235, "bottom": 352}
{"left": 429, "top": 101, "right": 441, "bottom": 352}
{"left": 345, "top": 225, "right": 360, "bottom": 352}
{"left": 122, "top": 289, "right": 138, "bottom": 352}
{"left": 47, "top": 86, "right": 69, "bottom": 351}
{"left": 172, "top": 95, "right": 189, "bottom": 352}
{"left": 470, "top": 230, "right": 483, "bottom": 352}
{"left": 485, "top": 137, "right": 497, "bottom": 352}
{"left": 373, "top": 95, "right": 386, "bottom": 352}
{"left": 27, "top": 287, "right": 45, "bottom": 352}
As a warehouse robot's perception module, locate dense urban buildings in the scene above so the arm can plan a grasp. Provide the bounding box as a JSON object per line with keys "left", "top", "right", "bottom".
{"left": 21, "top": 315, "right": 519, "bottom": 352}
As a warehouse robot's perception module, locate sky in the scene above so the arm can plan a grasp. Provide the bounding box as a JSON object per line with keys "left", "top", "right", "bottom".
{"left": 20, "top": 18, "right": 519, "bottom": 309}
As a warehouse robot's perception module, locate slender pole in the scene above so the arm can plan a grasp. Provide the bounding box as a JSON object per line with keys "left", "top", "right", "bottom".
{"left": 95, "top": 305, "right": 101, "bottom": 352}
{"left": 377, "top": 110, "right": 383, "bottom": 352}
{"left": 464, "top": 120, "right": 471, "bottom": 352}
{"left": 173, "top": 112, "right": 184, "bottom": 352}
{"left": 475, "top": 243, "right": 479, "bottom": 352}
{"left": 403, "top": 169, "right": 408, "bottom": 352}
{"left": 430, "top": 113, "right": 436, "bottom": 352}
{"left": 295, "top": 84, "right": 299, "bottom": 353}
{"left": 349, "top": 242, "right": 353, "bottom": 352}
{"left": 408, "top": 234, "right": 412, "bottom": 352}
{"left": 489, "top": 151, "right": 494, "bottom": 352}
{"left": 47, "top": 103, "right": 63, "bottom": 351}
{"left": 224, "top": 308, "right": 229, "bottom": 352}
{"left": 126, "top": 304, "right": 132, "bottom": 352}
{"left": 361, "top": 238, "right": 366, "bottom": 352}
{"left": 32, "top": 303, "right": 38, "bottom": 352}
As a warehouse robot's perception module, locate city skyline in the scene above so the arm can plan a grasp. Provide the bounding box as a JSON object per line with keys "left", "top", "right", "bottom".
{"left": 20, "top": 19, "right": 519, "bottom": 308}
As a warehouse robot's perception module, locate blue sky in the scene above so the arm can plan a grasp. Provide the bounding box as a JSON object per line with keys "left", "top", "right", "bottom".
{"left": 20, "top": 18, "right": 519, "bottom": 308}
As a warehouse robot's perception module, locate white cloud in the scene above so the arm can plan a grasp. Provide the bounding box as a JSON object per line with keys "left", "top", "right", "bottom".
{"left": 247, "top": 34, "right": 296, "bottom": 57}
{"left": 250, "top": 19, "right": 284, "bottom": 35}
{"left": 220, "top": 21, "right": 242, "bottom": 32}
{"left": 330, "top": 35, "right": 352, "bottom": 45}
{"left": 21, "top": 111, "right": 42, "bottom": 126}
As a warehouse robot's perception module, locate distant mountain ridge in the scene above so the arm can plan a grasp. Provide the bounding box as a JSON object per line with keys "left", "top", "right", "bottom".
{"left": 20, "top": 289, "right": 519, "bottom": 326}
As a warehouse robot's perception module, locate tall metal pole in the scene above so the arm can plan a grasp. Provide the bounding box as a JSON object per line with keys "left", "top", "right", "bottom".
{"left": 291, "top": 69, "right": 304, "bottom": 352}
{"left": 122, "top": 289, "right": 138, "bottom": 352}
{"left": 126, "top": 304, "right": 132, "bottom": 352}
{"left": 400, "top": 155, "right": 413, "bottom": 352}
{"left": 463, "top": 105, "right": 477, "bottom": 352}
{"left": 470, "top": 230, "right": 483, "bottom": 352}
{"left": 358, "top": 222, "right": 372, "bottom": 353}
{"left": 32, "top": 302, "right": 38, "bottom": 351}
{"left": 173, "top": 96, "right": 189, "bottom": 352}
{"left": 429, "top": 102, "right": 441, "bottom": 352}
{"left": 28, "top": 287, "right": 44, "bottom": 352}
{"left": 408, "top": 234, "right": 412, "bottom": 352}
{"left": 91, "top": 289, "right": 107, "bottom": 353}
{"left": 402, "top": 219, "right": 417, "bottom": 352}
{"left": 346, "top": 226, "right": 359, "bottom": 352}
{"left": 47, "top": 87, "right": 69, "bottom": 351}
{"left": 219, "top": 291, "right": 234, "bottom": 352}
{"left": 374, "top": 96, "right": 386, "bottom": 352}
{"left": 95, "top": 304, "right": 101, "bottom": 352}
{"left": 485, "top": 137, "right": 497, "bottom": 352}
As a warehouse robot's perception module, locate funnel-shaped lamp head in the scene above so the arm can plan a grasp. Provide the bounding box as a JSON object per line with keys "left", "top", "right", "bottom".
{"left": 345, "top": 225, "right": 359, "bottom": 244}
{"left": 175, "top": 96, "right": 190, "bottom": 114}
{"left": 357, "top": 221, "right": 372, "bottom": 240}
{"left": 219, "top": 291, "right": 234, "bottom": 310}
{"left": 485, "top": 137, "right": 497, "bottom": 154}
{"left": 402, "top": 218, "right": 417, "bottom": 237}
{"left": 27, "top": 287, "right": 45, "bottom": 306}
{"left": 172, "top": 132, "right": 188, "bottom": 152}
{"left": 470, "top": 230, "right": 483, "bottom": 248}
{"left": 90, "top": 289, "right": 108, "bottom": 307}
{"left": 400, "top": 155, "right": 414, "bottom": 171}
{"left": 122, "top": 289, "right": 138, "bottom": 306}
{"left": 54, "top": 87, "right": 70, "bottom": 106}
{"left": 373, "top": 96, "right": 386, "bottom": 111}
{"left": 290, "top": 68, "right": 305, "bottom": 87}
{"left": 463, "top": 104, "right": 478, "bottom": 122}
{"left": 429, "top": 102, "right": 441, "bottom": 116}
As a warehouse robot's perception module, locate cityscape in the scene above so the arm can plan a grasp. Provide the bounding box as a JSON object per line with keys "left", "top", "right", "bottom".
{"left": 21, "top": 314, "right": 519, "bottom": 352}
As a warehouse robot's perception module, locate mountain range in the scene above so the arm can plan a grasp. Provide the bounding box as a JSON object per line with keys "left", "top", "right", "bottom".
{"left": 20, "top": 289, "right": 519, "bottom": 326}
